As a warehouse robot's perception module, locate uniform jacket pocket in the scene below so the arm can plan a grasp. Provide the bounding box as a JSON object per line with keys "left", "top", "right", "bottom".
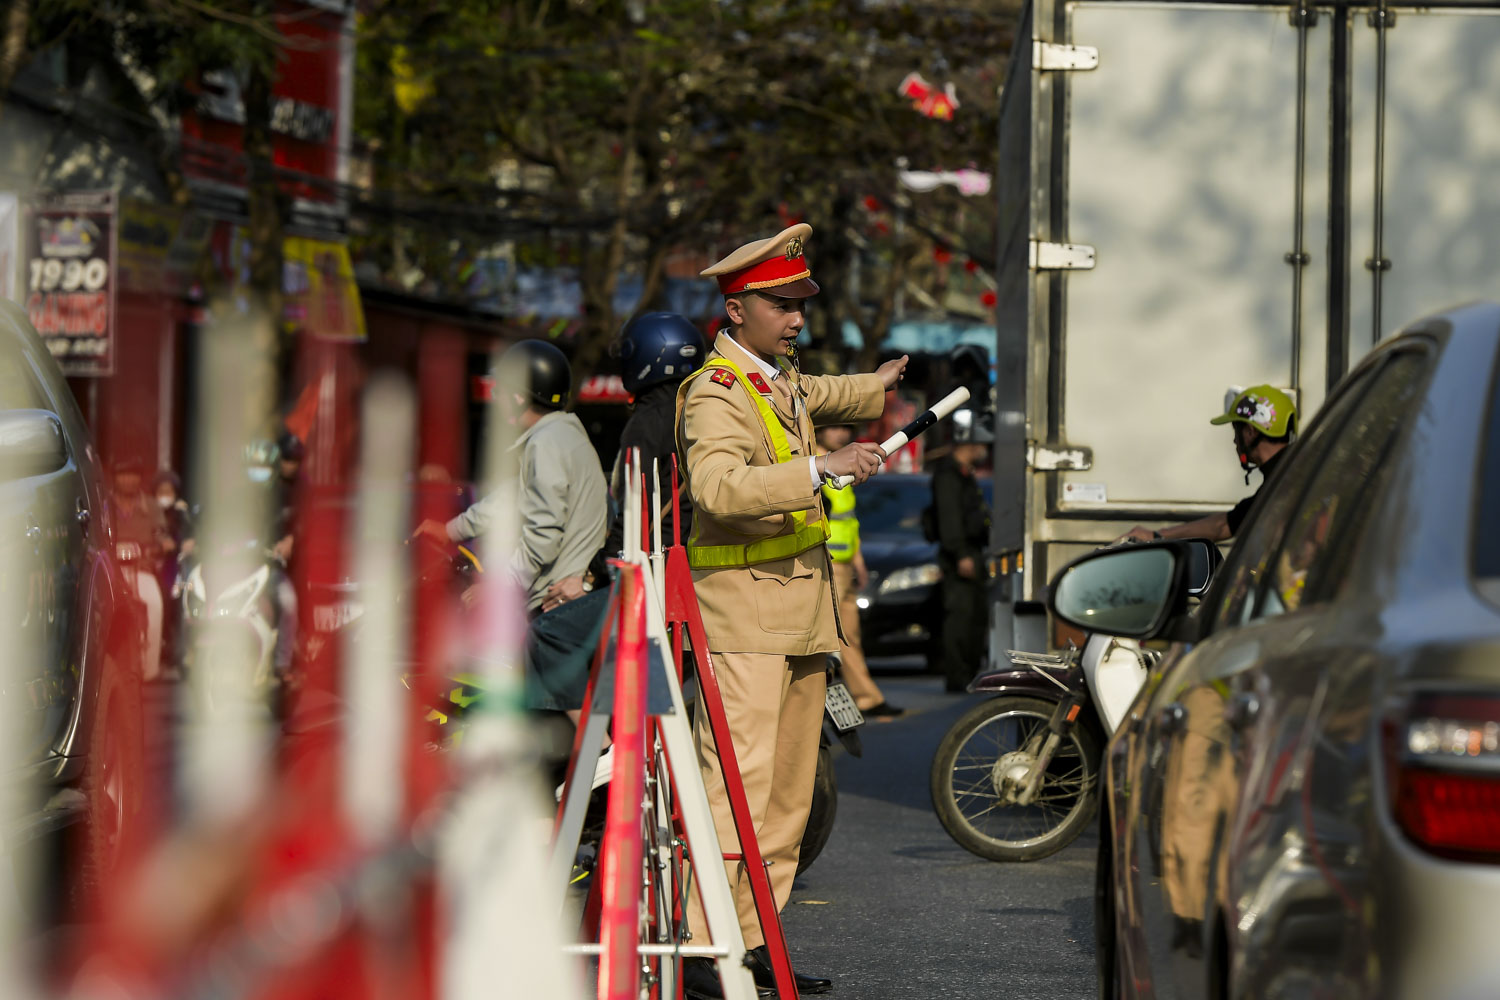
{"left": 746, "top": 555, "right": 816, "bottom": 634}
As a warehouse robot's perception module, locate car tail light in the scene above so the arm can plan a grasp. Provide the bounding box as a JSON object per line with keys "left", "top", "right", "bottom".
{"left": 1386, "top": 693, "right": 1500, "bottom": 861}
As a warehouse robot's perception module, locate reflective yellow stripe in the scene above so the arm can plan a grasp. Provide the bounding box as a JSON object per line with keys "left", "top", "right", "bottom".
{"left": 688, "top": 522, "right": 831, "bottom": 569}
{"left": 682, "top": 356, "right": 829, "bottom": 569}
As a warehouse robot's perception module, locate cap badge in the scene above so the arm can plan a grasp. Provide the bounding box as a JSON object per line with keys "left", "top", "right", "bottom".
{"left": 785, "top": 236, "right": 803, "bottom": 261}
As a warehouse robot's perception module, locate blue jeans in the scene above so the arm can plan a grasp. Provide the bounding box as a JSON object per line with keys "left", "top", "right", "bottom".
{"left": 524, "top": 588, "right": 611, "bottom": 711}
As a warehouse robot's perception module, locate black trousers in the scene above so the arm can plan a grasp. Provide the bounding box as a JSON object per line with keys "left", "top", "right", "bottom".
{"left": 939, "top": 574, "right": 988, "bottom": 691}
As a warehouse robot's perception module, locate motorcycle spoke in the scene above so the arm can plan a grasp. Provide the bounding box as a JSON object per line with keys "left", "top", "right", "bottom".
{"left": 953, "top": 782, "right": 1004, "bottom": 801}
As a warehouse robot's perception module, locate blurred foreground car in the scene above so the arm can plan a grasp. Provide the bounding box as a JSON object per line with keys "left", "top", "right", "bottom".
{"left": 856, "top": 472, "right": 991, "bottom": 667}
{"left": 0, "top": 301, "right": 145, "bottom": 920}
{"left": 1051, "top": 303, "right": 1500, "bottom": 1000}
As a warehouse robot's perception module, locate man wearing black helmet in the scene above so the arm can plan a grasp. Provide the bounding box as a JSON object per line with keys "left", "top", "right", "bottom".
{"left": 416, "top": 339, "right": 608, "bottom": 617}
{"left": 540, "top": 311, "right": 704, "bottom": 612}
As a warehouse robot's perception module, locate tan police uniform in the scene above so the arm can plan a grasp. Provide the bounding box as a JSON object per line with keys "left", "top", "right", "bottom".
{"left": 677, "top": 224, "right": 885, "bottom": 948}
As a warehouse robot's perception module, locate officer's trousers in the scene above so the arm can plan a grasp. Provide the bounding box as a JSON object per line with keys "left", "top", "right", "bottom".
{"left": 686, "top": 650, "right": 826, "bottom": 949}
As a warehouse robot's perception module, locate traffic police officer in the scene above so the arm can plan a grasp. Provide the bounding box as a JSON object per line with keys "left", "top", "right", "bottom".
{"left": 676, "top": 223, "right": 906, "bottom": 998}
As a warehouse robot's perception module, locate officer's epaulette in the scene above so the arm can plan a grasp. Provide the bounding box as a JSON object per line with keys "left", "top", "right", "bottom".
{"left": 708, "top": 367, "right": 737, "bottom": 389}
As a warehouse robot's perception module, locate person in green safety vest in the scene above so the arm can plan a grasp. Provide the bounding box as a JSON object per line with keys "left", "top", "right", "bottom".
{"left": 816, "top": 424, "right": 903, "bottom": 718}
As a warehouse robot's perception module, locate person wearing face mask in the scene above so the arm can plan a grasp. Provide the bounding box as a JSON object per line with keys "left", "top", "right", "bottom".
{"left": 1119, "top": 385, "right": 1298, "bottom": 543}
{"left": 154, "top": 470, "right": 196, "bottom": 677}
{"left": 266, "top": 431, "right": 305, "bottom": 681}
{"left": 112, "top": 457, "right": 169, "bottom": 681}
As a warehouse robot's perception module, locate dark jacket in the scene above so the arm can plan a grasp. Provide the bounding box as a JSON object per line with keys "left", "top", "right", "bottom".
{"left": 931, "top": 456, "right": 989, "bottom": 568}
{"left": 593, "top": 382, "right": 696, "bottom": 574}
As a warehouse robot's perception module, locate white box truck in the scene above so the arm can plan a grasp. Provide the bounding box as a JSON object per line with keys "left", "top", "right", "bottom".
{"left": 991, "top": 0, "right": 1500, "bottom": 651}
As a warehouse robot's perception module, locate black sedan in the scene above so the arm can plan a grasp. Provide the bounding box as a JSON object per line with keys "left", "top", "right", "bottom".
{"left": 854, "top": 471, "right": 991, "bottom": 666}
{"left": 0, "top": 300, "right": 145, "bottom": 921}
{"left": 1049, "top": 302, "right": 1500, "bottom": 1000}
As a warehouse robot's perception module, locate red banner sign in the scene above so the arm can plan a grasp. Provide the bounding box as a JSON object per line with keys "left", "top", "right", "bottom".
{"left": 179, "top": 1, "right": 349, "bottom": 221}
{"left": 26, "top": 190, "right": 116, "bottom": 377}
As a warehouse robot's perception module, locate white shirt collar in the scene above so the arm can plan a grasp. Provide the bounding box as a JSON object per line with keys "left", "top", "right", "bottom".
{"left": 719, "top": 332, "right": 782, "bottom": 381}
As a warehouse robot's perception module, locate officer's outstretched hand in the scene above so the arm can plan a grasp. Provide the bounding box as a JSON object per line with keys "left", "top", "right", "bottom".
{"left": 876, "top": 354, "right": 909, "bottom": 390}
{"left": 824, "top": 441, "right": 887, "bottom": 485}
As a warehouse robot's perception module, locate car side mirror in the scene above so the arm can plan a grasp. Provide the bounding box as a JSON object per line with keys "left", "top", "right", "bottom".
{"left": 1183, "top": 538, "right": 1224, "bottom": 597}
{"left": 0, "top": 410, "right": 68, "bottom": 480}
{"left": 1048, "top": 541, "right": 1198, "bottom": 640}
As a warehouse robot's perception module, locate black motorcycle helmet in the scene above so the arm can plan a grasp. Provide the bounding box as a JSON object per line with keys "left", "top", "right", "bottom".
{"left": 616, "top": 312, "right": 705, "bottom": 396}
{"left": 497, "top": 339, "right": 571, "bottom": 410}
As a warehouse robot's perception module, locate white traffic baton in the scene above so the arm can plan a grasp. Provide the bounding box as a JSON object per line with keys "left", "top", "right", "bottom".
{"left": 829, "top": 386, "right": 972, "bottom": 488}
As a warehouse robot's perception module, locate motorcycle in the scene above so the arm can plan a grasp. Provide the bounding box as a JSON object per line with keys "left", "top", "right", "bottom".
{"left": 929, "top": 539, "right": 1221, "bottom": 862}
{"left": 179, "top": 540, "right": 283, "bottom": 704}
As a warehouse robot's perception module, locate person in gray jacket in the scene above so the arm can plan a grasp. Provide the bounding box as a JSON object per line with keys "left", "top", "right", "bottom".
{"left": 417, "top": 340, "right": 608, "bottom": 617}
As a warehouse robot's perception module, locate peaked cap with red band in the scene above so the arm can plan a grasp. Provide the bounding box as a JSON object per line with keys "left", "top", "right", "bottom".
{"left": 701, "top": 223, "right": 821, "bottom": 299}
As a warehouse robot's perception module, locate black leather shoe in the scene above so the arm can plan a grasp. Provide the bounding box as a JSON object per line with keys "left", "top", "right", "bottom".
{"left": 748, "top": 945, "right": 833, "bottom": 995}
{"left": 682, "top": 957, "right": 774, "bottom": 1000}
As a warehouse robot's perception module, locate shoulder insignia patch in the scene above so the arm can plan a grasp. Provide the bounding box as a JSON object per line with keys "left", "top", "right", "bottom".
{"left": 709, "top": 368, "right": 737, "bottom": 388}
{"left": 745, "top": 372, "right": 773, "bottom": 396}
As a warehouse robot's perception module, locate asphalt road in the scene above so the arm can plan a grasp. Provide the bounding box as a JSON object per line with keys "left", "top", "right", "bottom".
{"left": 782, "top": 667, "right": 1100, "bottom": 1000}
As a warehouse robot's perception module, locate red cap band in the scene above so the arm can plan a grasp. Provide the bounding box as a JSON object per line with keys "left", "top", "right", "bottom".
{"left": 716, "top": 253, "right": 812, "bottom": 295}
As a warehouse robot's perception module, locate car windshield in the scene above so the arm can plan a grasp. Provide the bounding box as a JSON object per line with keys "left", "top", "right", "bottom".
{"left": 857, "top": 474, "right": 992, "bottom": 538}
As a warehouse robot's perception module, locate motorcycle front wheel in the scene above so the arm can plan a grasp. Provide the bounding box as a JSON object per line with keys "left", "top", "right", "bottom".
{"left": 929, "top": 695, "right": 1100, "bottom": 862}
{"left": 797, "top": 743, "right": 837, "bottom": 875}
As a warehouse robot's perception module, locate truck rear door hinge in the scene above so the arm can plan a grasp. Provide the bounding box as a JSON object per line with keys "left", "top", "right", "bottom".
{"left": 1033, "top": 42, "right": 1099, "bottom": 71}
{"left": 1027, "top": 443, "right": 1093, "bottom": 471}
{"left": 1029, "top": 241, "right": 1096, "bottom": 271}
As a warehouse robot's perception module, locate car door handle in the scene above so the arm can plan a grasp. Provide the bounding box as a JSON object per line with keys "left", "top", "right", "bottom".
{"left": 75, "top": 499, "right": 90, "bottom": 526}
{"left": 1226, "top": 692, "right": 1261, "bottom": 730}
{"left": 1156, "top": 702, "right": 1186, "bottom": 734}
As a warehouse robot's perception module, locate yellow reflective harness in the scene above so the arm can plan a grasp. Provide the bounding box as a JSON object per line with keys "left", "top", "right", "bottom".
{"left": 682, "top": 355, "right": 830, "bottom": 569}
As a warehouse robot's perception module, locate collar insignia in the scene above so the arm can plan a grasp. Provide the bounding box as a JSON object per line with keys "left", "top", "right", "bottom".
{"left": 746, "top": 372, "right": 773, "bottom": 395}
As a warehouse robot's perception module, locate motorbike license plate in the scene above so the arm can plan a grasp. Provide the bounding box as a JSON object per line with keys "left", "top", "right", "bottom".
{"left": 825, "top": 681, "right": 865, "bottom": 731}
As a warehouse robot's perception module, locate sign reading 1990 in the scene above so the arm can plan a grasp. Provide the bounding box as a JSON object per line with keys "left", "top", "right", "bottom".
{"left": 26, "top": 190, "right": 116, "bottom": 377}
